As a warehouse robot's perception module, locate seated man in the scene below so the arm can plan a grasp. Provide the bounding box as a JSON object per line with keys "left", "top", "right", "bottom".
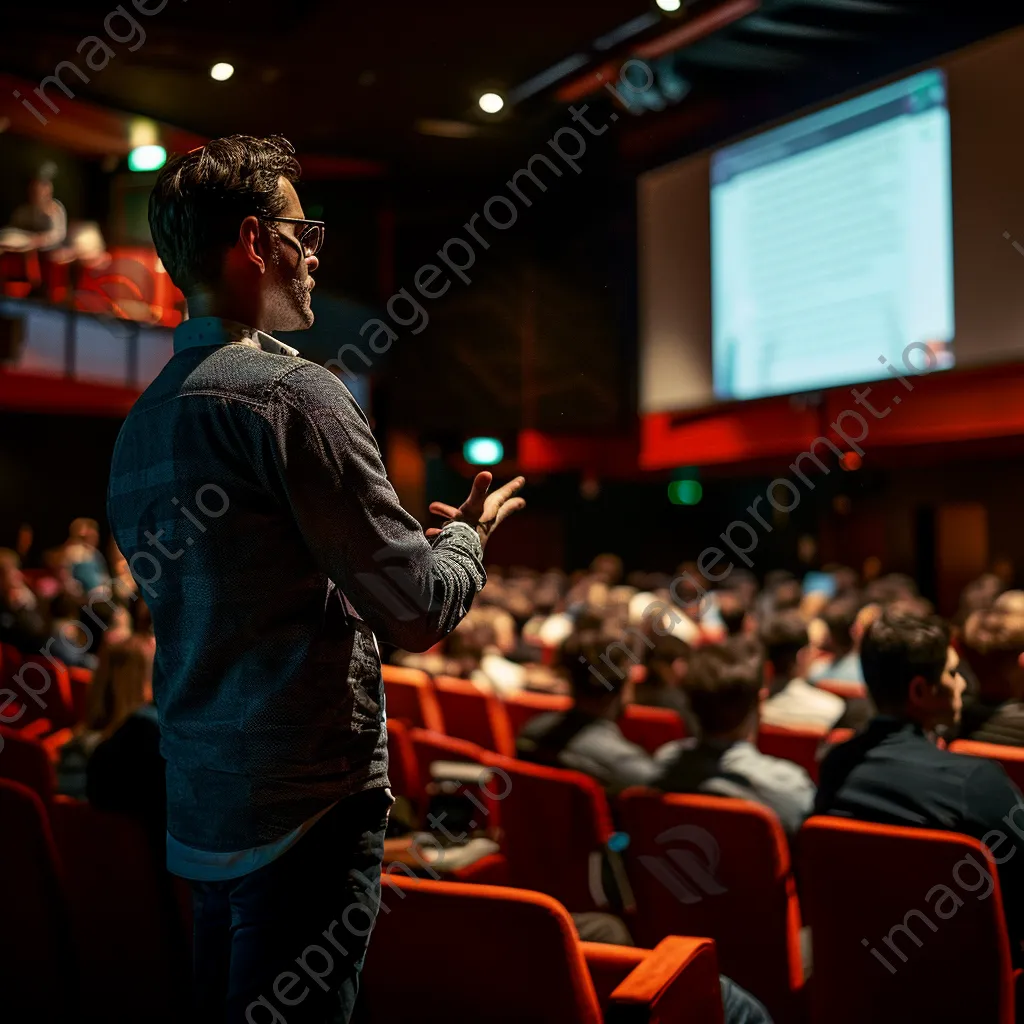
{"left": 959, "top": 595, "right": 1024, "bottom": 746}
{"left": 759, "top": 610, "right": 845, "bottom": 732}
{"left": 516, "top": 631, "right": 659, "bottom": 793}
{"left": 808, "top": 595, "right": 865, "bottom": 683}
{"left": 815, "top": 608, "right": 1024, "bottom": 959}
{"left": 634, "top": 632, "right": 692, "bottom": 722}
{"left": 655, "top": 639, "right": 815, "bottom": 836}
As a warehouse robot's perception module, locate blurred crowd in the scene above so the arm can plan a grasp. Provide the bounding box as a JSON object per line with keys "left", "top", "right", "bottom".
{"left": 393, "top": 550, "right": 1024, "bottom": 972}
{"left": 0, "top": 518, "right": 160, "bottom": 835}
{"left": 394, "top": 552, "right": 1024, "bottom": 764}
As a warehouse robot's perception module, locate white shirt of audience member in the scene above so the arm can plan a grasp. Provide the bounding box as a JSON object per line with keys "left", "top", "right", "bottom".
{"left": 628, "top": 591, "right": 702, "bottom": 645}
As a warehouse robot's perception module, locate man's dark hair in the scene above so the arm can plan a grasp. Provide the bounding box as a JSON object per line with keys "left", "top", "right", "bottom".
{"left": 771, "top": 579, "right": 803, "bottom": 612}
{"left": 561, "top": 630, "right": 633, "bottom": 699}
{"left": 149, "top": 134, "right": 301, "bottom": 294}
{"left": 821, "top": 595, "right": 861, "bottom": 655}
{"left": 716, "top": 590, "right": 748, "bottom": 636}
{"left": 759, "top": 610, "right": 809, "bottom": 677}
{"left": 860, "top": 609, "right": 951, "bottom": 710}
{"left": 962, "top": 600, "right": 1024, "bottom": 700}
{"left": 864, "top": 573, "right": 920, "bottom": 607}
{"left": 644, "top": 633, "right": 690, "bottom": 671}
{"left": 683, "top": 638, "right": 764, "bottom": 735}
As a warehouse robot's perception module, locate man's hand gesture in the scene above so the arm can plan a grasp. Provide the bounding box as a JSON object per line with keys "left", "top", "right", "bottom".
{"left": 426, "top": 472, "right": 526, "bottom": 548}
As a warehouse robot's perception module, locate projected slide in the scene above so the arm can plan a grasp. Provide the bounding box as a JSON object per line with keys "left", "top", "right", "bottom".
{"left": 711, "top": 69, "right": 954, "bottom": 401}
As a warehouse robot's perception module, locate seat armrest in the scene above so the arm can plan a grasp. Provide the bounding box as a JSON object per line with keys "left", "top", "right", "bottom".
{"left": 450, "top": 852, "right": 508, "bottom": 884}
{"left": 19, "top": 718, "right": 54, "bottom": 740}
{"left": 582, "top": 942, "right": 646, "bottom": 1010}
{"left": 606, "top": 936, "right": 723, "bottom": 1024}
{"left": 42, "top": 727, "right": 75, "bottom": 763}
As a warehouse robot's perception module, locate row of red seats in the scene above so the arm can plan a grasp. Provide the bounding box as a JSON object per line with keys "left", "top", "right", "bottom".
{"left": 2, "top": 722, "right": 1015, "bottom": 1024}
{"left": 0, "top": 642, "right": 92, "bottom": 737}
{"left": 0, "top": 770, "right": 727, "bottom": 1023}
{"left": 0, "top": 247, "right": 184, "bottom": 327}
{"left": 383, "top": 664, "right": 1024, "bottom": 789}
{"left": 0, "top": 773, "right": 185, "bottom": 1023}
{"left": 387, "top": 723, "right": 1020, "bottom": 1023}
{"left": 381, "top": 664, "right": 687, "bottom": 759}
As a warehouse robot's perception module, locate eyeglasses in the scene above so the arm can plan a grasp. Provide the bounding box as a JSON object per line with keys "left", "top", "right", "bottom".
{"left": 262, "top": 216, "right": 325, "bottom": 258}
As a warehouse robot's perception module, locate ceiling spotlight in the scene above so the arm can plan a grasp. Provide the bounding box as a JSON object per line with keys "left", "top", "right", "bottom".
{"left": 656, "top": 0, "right": 682, "bottom": 10}
{"left": 478, "top": 92, "right": 504, "bottom": 114}
{"left": 210, "top": 62, "right": 235, "bottom": 82}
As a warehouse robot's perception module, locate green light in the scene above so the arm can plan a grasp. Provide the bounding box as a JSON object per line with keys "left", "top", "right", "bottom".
{"left": 128, "top": 145, "right": 167, "bottom": 172}
{"left": 668, "top": 480, "right": 703, "bottom": 505}
{"left": 464, "top": 437, "right": 503, "bottom": 465}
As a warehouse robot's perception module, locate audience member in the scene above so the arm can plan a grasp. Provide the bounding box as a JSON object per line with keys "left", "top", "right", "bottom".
{"left": 0, "top": 167, "right": 67, "bottom": 254}
{"left": 62, "top": 517, "right": 110, "bottom": 594}
{"left": 716, "top": 589, "right": 750, "bottom": 638}
{"left": 808, "top": 595, "right": 863, "bottom": 683}
{"left": 815, "top": 609, "right": 1024, "bottom": 960}
{"left": 759, "top": 611, "right": 845, "bottom": 731}
{"left": 0, "top": 558, "right": 47, "bottom": 650}
{"left": 634, "top": 632, "right": 692, "bottom": 720}
{"left": 655, "top": 640, "right": 815, "bottom": 835}
{"left": 960, "top": 596, "right": 1024, "bottom": 746}
{"left": 954, "top": 572, "right": 1005, "bottom": 629}
{"left": 516, "top": 631, "right": 659, "bottom": 793}
{"left": 57, "top": 634, "right": 158, "bottom": 803}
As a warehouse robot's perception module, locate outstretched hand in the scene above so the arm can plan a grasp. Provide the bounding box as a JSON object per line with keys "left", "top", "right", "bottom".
{"left": 426, "top": 472, "right": 526, "bottom": 547}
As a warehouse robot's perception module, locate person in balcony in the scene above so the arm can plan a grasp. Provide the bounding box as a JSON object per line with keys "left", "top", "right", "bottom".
{"left": 0, "top": 167, "right": 67, "bottom": 254}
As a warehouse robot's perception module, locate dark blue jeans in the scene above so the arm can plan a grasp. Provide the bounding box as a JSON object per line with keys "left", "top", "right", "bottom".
{"left": 190, "top": 788, "right": 392, "bottom": 1024}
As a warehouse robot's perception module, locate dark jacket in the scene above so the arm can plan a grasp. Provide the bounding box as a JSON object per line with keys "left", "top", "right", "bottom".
{"left": 961, "top": 700, "right": 1024, "bottom": 748}
{"left": 107, "top": 322, "right": 485, "bottom": 851}
{"left": 815, "top": 716, "right": 1024, "bottom": 958}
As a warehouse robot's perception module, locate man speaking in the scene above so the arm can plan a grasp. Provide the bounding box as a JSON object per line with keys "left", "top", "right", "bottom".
{"left": 107, "top": 135, "right": 525, "bottom": 1022}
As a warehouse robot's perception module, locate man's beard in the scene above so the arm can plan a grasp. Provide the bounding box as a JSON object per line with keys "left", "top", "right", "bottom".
{"left": 266, "top": 275, "right": 314, "bottom": 331}
{"left": 290, "top": 276, "right": 314, "bottom": 328}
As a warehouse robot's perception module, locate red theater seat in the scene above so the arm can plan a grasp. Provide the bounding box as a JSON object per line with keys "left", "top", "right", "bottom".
{"left": 757, "top": 722, "right": 828, "bottom": 782}
{"left": 409, "top": 726, "right": 487, "bottom": 780}
{"left": 360, "top": 876, "right": 725, "bottom": 1024}
{"left": 385, "top": 717, "right": 423, "bottom": 817}
{"left": 67, "top": 665, "right": 93, "bottom": 723}
{"left": 0, "top": 724, "right": 56, "bottom": 808}
{"left": 503, "top": 690, "right": 572, "bottom": 741}
{"left": 0, "top": 779, "right": 75, "bottom": 1020}
{"left": 50, "top": 797, "right": 182, "bottom": 1022}
{"left": 1, "top": 654, "right": 75, "bottom": 731}
{"left": 948, "top": 739, "right": 1024, "bottom": 792}
{"left": 826, "top": 727, "right": 855, "bottom": 747}
{"left": 617, "top": 789, "right": 804, "bottom": 1021}
{"left": 799, "top": 816, "right": 1017, "bottom": 1024}
{"left": 381, "top": 664, "right": 444, "bottom": 732}
{"left": 478, "top": 752, "right": 616, "bottom": 914}
{"left": 620, "top": 703, "right": 687, "bottom": 754}
{"left": 433, "top": 674, "right": 516, "bottom": 755}
{"left": 0, "top": 250, "right": 42, "bottom": 297}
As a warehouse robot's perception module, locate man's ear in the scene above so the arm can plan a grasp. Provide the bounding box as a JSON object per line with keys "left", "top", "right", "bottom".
{"left": 238, "top": 215, "right": 266, "bottom": 273}
{"left": 907, "top": 673, "right": 931, "bottom": 707}
{"left": 1017, "top": 652, "right": 1024, "bottom": 672}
